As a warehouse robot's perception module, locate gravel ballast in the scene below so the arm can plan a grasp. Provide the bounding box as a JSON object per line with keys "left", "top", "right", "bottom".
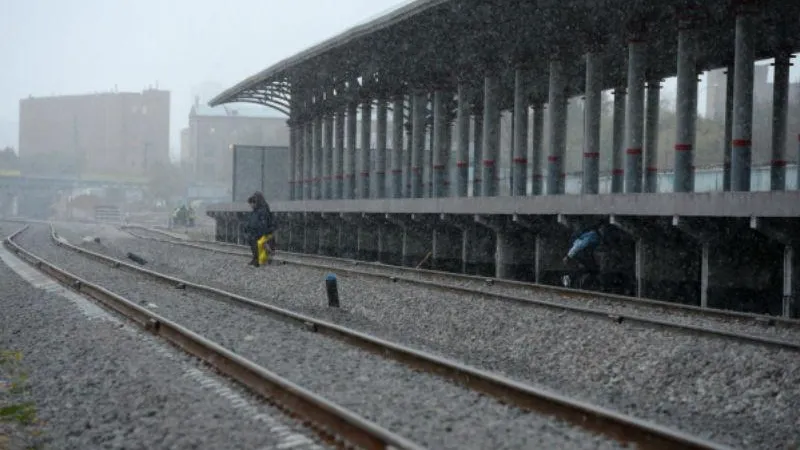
{"left": 47, "top": 221, "right": 800, "bottom": 449}
{"left": 129, "top": 225, "right": 800, "bottom": 345}
{"left": 14, "top": 223, "right": 626, "bottom": 450}
{"left": 0, "top": 225, "right": 327, "bottom": 450}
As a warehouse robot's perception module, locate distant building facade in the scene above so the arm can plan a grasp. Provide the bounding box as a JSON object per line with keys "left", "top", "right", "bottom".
{"left": 187, "top": 103, "right": 290, "bottom": 184}
{"left": 18, "top": 89, "right": 170, "bottom": 180}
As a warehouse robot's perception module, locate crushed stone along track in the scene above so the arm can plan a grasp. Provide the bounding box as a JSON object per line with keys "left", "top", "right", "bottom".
{"left": 10, "top": 223, "right": 666, "bottom": 450}
{"left": 125, "top": 224, "right": 800, "bottom": 348}
{"left": 46, "top": 221, "right": 800, "bottom": 450}
{"left": 0, "top": 222, "right": 330, "bottom": 450}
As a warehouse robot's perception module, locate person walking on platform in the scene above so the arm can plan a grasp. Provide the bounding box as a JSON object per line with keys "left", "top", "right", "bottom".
{"left": 244, "top": 192, "right": 275, "bottom": 267}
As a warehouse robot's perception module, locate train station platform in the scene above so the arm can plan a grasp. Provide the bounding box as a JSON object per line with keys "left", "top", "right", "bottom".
{"left": 207, "top": 191, "right": 800, "bottom": 319}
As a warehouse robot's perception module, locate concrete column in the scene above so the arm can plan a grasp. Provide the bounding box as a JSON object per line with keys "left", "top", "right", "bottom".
{"left": 346, "top": 102, "right": 358, "bottom": 199}
{"left": 427, "top": 120, "right": 434, "bottom": 198}
{"left": 674, "top": 24, "right": 696, "bottom": 193}
{"left": 512, "top": 69, "right": 529, "bottom": 196}
{"left": 771, "top": 51, "right": 791, "bottom": 191}
{"left": 481, "top": 75, "right": 500, "bottom": 197}
{"left": 635, "top": 239, "right": 645, "bottom": 298}
{"left": 359, "top": 99, "right": 372, "bottom": 199}
{"left": 295, "top": 123, "right": 305, "bottom": 200}
{"left": 722, "top": 66, "right": 734, "bottom": 191}
{"left": 313, "top": 115, "right": 323, "bottom": 199}
{"left": 444, "top": 119, "right": 452, "bottom": 197}
{"left": 433, "top": 90, "right": 448, "bottom": 198}
{"left": 334, "top": 109, "right": 345, "bottom": 199}
{"left": 411, "top": 91, "right": 426, "bottom": 198}
{"left": 700, "top": 241, "right": 709, "bottom": 308}
{"left": 495, "top": 231, "right": 514, "bottom": 279}
{"left": 624, "top": 39, "right": 645, "bottom": 193}
{"left": 304, "top": 121, "right": 313, "bottom": 199}
{"left": 323, "top": 114, "right": 334, "bottom": 199}
{"left": 530, "top": 104, "right": 544, "bottom": 195}
{"left": 391, "top": 95, "right": 404, "bottom": 198}
{"left": 405, "top": 123, "right": 413, "bottom": 197}
{"left": 376, "top": 99, "right": 388, "bottom": 198}
{"left": 644, "top": 80, "right": 661, "bottom": 193}
{"left": 546, "top": 59, "right": 566, "bottom": 195}
{"left": 783, "top": 245, "right": 795, "bottom": 318}
{"left": 288, "top": 123, "right": 296, "bottom": 200}
{"left": 472, "top": 109, "right": 484, "bottom": 196}
{"left": 455, "top": 83, "right": 470, "bottom": 197}
{"left": 611, "top": 88, "right": 626, "bottom": 193}
{"left": 583, "top": 52, "right": 601, "bottom": 194}
{"left": 731, "top": 6, "right": 756, "bottom": 192}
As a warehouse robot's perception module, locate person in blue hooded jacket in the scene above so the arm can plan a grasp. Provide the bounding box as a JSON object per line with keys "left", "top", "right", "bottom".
{"left": 563, "top": 224, "right": 602, "bottom": 276}
{"left": 244, "top": 191, "right": 275, "bottom": 267}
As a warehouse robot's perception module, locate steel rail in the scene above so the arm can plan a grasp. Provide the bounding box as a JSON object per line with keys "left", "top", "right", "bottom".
{"left": 121, "top": 225, "right": 800, "bottom": 352}
{"left": 40, "top": 224, "right": 736, "bottom": 450}
{"left": 3, "top": 225, "right": 425, "bottom": 450}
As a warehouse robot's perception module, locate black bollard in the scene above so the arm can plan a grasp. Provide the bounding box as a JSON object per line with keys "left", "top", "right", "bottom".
{"left": 325, "top": 273, "right": 339, "bottom": 308}
{"left": 127, "top": 252, "right": 147, "bottom": 265}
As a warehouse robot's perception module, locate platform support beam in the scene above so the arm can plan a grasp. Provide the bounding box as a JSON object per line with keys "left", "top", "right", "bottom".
{"left": 473, "top": 107, "right": 484, "bottom": 197}
{"left": 359, "top": 99, "right": 372, "bottom": 199}
{"left": 546, "top": 59, "right": 566, "bottom": 195}
{"left": 731, "top": 3, "right": 757, "bottom": 192}
{"left": 674, "top": 22, "right": 697, "bottom": 193}
{"left": 334, "top": 109, "right": 345, "bottom": 199}
{"left": 583, "top": 52, "right": 601, "bottom": 194}
{"left": 625, "top": 38, "right": 646, "bottom": 194}
{"left": 313, "top": 115, "right": 323, "bottom": 200}
{"left": 611, "top": 87, "right": 626, "bottom": 193}
{"left": 644, "top": 80, "right": 661, "bottom": 193}
{"left": 391, "top": 95, "right": 404, "bottom": 199}
{"left": 770, "top": 50, "right": 791, "bottom": 191}
{"left": 454, "top": 83, "right": 470, "bottom": 197}
{"left": 323, "top": 113, "right": 334, "bottom": 199}
{"left": 376, "top": 98, "right": 388, "bottom": 198}
{"left": 482, "top": 75, "right": 500, "bottom": 197}
{"left": 530, "top": 104, "right": 544, "bottom": 195}
{"left": 345, "top": 101, "right": 358, "bottom": 199}
{"left": 512, "top": 69, "right": 529, "bottom": 196}
{"left": 411, "top": 91, "right": 426, "bottom": 198}
{"left": 433, "top": 90, "right": 449, "bottom": 198}
{"left": 723, "top": 66, "right": 734, "bottom": 191}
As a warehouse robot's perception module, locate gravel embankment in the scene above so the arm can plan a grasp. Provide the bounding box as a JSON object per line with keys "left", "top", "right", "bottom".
{"left": 15, "top": 222, "right": 627, "bottom": 450}
{"left": 0, "top": 225, "right": 327, "bottom": 450}
{"left": 47, "top": 222, "right": 800, "bottom": 450}
{"left": 136, "top": 226, "right": 800, "bottom": 345}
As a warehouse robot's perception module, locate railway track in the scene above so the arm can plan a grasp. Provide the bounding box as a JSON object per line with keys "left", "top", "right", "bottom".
{"left": 122, "top": 224, "right": 800, "bottom": 352}
{"left": 5, "top": 222, "right": 735, "bottom": 450}
{"left": 3, "top": 224, "right": 420, "bottom": 450}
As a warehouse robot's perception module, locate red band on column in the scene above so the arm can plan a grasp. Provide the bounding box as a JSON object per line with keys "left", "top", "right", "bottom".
{"left": 626, "top": 148, "right": 642, "bottom": 155}
{"left": 583, "top": 152, "right": 600, "bottom": 158}
{"left": 674, "top": 144, "right": 692, "bottom": 151}
{"left": 732, "top": 139, "right": 751, "bottom": 147}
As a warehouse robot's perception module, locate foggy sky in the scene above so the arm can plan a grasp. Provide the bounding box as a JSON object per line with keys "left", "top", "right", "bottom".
{"left": 3, "top": 0, "right": 797, "bottom": 160}
{"left": 1, "top": 0, "right": 412, "bottom": 158}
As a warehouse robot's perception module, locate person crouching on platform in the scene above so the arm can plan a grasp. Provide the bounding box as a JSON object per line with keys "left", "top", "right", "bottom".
{"left": 244, "top": 192, "right": 274, "bottom": 267}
